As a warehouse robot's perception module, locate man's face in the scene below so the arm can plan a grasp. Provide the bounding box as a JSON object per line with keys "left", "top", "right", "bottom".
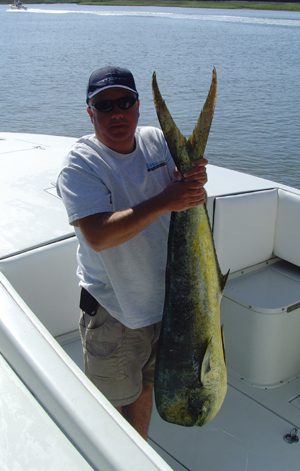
{"left": 87, "top": 87, "right": 140, "bottom": 154}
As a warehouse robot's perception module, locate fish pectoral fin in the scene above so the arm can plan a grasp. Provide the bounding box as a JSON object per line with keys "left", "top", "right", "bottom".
{"left": 200, "top": 337, "right": 213, "bottom": 385}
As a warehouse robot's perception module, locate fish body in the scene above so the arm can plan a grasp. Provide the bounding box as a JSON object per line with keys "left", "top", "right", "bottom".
{"left": 152, "top": 69, "right": 228, "bottom": 426}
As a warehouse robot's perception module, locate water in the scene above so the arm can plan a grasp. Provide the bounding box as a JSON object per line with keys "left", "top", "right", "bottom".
{"left": 1, "top": 4, "right": 300, "bottom": 187}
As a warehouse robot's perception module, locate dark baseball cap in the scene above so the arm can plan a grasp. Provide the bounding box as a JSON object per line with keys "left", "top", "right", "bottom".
{"left": 86, "top": 66, "right": 138, "bottom": 103}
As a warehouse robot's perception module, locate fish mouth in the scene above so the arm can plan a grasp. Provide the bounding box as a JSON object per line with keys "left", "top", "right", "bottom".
{"left": 188, "top": 392, "right": 212, "bottom": 426}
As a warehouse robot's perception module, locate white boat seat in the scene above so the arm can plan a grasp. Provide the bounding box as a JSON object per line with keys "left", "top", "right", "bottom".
{"left": 213, "top": 189, "right": 278, "bottom": 274}
{"left": 213, "top": 187, "right": 300, "bottom": 386}
{"left": 213, "top": 188, "right": 300, "bottom": 273}
{"left": 274, "top": 189, "right": 300, "bottom": 267}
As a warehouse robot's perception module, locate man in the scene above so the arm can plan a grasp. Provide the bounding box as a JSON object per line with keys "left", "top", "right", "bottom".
{"left": 57, "top": 66, "right": 207, "bottom": 439}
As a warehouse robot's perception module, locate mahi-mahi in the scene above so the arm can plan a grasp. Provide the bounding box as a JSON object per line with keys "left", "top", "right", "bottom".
{"left": 152, "top": 68, "right": 228, "bottom": 426}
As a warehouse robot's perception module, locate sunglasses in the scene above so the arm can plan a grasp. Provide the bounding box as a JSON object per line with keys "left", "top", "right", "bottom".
{"left": 90, "top": 94, "right": 139, "bottom": 113}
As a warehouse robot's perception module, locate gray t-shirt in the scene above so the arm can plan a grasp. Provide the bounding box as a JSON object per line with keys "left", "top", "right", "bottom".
{"left": 57, "top": 126, "right": 175, "bottom": 328}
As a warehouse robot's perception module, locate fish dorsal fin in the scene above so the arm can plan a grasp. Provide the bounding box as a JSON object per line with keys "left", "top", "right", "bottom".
{"left": 152, "top": 72, "right": 190, "bottom": 174}
{"left": 200, "top": 337, "right": 213, "bottom": 386}
{"left": 188, "top": 68, "right": 217, "bottom": 159}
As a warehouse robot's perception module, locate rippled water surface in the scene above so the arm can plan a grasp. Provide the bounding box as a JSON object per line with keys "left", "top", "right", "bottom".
{"left": 1, "top": 4, "right": 300, "bottom": 187}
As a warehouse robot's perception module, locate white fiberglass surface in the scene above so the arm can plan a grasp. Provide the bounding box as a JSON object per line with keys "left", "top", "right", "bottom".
{"left": 225, "top": 261, "right": 300, "bottom": 312}
{"left": 0, "top": 353, "right": 92, "bottom": 470}
{"left": 0, "top": 275, "right": 173, "bottom": 471}
{"left": 0, "top": 133, "right": 75, "bottom": 258}
{"left": 149, "top": 382, "right": 300, "bottom": 471}
{"left": 2, "top": 131, "right": 297, "bottom": 259}
{"left": 62, "top": 337, "right": 300, "bottom": 471}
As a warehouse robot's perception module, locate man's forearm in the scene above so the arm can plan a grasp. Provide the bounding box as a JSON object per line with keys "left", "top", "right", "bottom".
{"left": 76, "top": 160, "right": 208, "bottom": 252}
{"left": 77, "top": 193, "right": 167, "bottom": 252}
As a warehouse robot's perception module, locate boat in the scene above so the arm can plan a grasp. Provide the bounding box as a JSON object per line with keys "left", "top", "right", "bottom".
{"left": 1, "top": 131, "right": 300, "bottom": 470}
{"left": 9, "top": 0, "right": 27, "bottom": 10}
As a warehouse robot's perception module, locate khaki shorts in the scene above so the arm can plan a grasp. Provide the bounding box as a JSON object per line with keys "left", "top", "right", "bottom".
{"left": 79, "top": 304, "right": 161, "bottom": 407}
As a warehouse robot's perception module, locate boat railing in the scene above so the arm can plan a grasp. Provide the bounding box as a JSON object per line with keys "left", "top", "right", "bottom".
{"left": 0, "top": 271, "right": 172, "bottom": 471}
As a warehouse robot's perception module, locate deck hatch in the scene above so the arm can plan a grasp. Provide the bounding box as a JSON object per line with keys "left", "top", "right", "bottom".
{"left": 290, "top": 395, "right": 300, "bottom": 410}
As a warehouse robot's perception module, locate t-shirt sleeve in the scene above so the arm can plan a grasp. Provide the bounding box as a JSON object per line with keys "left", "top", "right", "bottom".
{"left": 57, "top": 157, "right": 112, "bottom": 225}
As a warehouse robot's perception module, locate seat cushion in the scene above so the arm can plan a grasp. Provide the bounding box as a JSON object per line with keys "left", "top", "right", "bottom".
{"left": 274, "top": 189, "right": 300, "bottom": 267}
{"left": 213, "top": 189, "right": 278, "bottom": 273}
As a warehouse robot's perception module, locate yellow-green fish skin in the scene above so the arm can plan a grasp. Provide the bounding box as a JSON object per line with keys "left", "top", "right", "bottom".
{"left": 153, "top": 69, "right": 227, "bottom": 427}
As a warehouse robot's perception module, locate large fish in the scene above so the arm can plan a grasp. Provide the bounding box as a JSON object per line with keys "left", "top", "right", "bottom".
{"left": 152, "top": 69, "right": 228, "bottom": 426}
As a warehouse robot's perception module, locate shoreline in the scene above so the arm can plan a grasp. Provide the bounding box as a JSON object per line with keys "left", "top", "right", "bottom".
{"left": 2, "top": 1, "right": 300, "bottom": 12}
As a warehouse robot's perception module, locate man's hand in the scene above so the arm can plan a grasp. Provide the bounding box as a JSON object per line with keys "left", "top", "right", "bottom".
{"left": 161, "top": 158, "right": 208, "bottom": 212}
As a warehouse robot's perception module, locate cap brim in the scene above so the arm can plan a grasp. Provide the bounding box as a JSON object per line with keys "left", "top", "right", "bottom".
{"left": 87, "top": 85, "right": 138, "bottom": 103}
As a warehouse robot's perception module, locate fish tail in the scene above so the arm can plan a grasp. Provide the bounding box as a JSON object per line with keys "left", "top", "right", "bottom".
{"left": 188, "top": 68, "right": 217, "bottom": 159}
{"left": 152, "top": 72, "right": 190, "bottom": 173}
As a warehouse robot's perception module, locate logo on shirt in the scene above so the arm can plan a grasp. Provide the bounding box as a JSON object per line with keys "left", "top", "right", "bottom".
{"left": 146, "top": 160, "right": 167, "bottom": 172}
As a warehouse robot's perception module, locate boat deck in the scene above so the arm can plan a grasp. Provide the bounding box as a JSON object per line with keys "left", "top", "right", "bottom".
{"left": 61, "top": 334, "right": 300, "bottom": 471}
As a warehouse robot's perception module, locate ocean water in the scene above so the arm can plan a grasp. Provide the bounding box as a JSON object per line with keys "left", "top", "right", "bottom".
{"left": 1, "top": 4, "right": 300, "bottom": 187}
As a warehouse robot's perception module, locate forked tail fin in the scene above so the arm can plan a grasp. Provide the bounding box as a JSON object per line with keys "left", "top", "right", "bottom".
{"left": 189, "top": 68, "right": 217, "bottom": 159}
{"left": 152, "top": 69, "right": 217, "bottom": 172}
{"left": 152, "top": 72, "right": 190, "bottom": 173}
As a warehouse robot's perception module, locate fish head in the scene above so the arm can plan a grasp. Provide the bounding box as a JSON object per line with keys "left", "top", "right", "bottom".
{"left": 188, "top": 335, "right": 227, "bottom": 426}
